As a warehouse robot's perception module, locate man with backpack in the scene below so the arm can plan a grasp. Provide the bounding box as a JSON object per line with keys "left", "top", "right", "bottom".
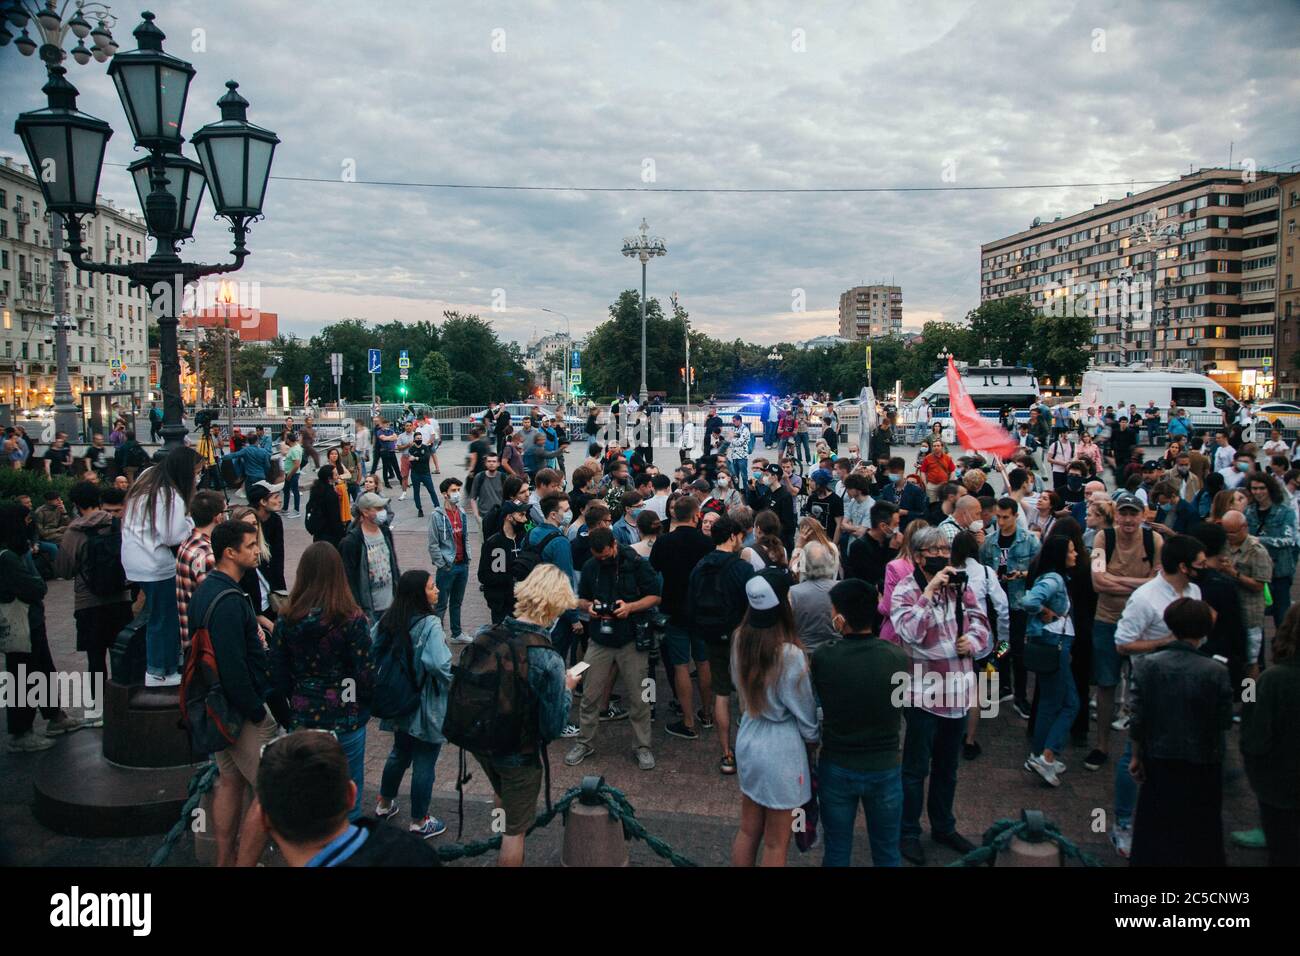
{"left": 564, "top": 527, "right": 662, "bottom": 771}
{"left": 650, "top": 495, "right": 714, "bottom": 740}
{"left": 479, "top": 501, "right": 530, "bottom": 624}
{"left": 53, "top": 480, "right": 135, "bottom": 725}
{"left": 188, "top": 519, "right": 286, "bottom": 867}
{"left": 148, "top": 403, "right": 163, "bottom": 443}
{"left": 687, "top": 515, "right": 756, "bottom": 774}
{"left": 1088, "top": 492, "right": 1161, "bottom": 778}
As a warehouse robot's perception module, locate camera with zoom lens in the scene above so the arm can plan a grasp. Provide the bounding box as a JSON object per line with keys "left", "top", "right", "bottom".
{"left": 948, "top": 569, "right": 968, "bottom": 589}
{"left": 636, "top": 609, "right": 669, "bottom": 653}
{"left": 592, "top": 600, "right": 617, "bottom": 638}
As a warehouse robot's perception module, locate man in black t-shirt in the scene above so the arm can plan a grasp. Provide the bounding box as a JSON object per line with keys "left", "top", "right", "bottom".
{"left": 803, "top": 468, "right": 844, "bottom": 541}
{"left": 467, "top": 425, "right": 492, "bottom": 476}
{"left": 846, "top": 501, "right": 900, "bottom": 589}
{"left": 43, "top": 432, "right": 72, "bottom": 478}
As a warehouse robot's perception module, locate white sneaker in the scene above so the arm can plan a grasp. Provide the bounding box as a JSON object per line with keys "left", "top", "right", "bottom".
{"left": 1110, "top": 714, "right": 1130, "bottom": 731}
{"left": 399, "top": 492, "right": 408, "bottom": 501}
{"left": 1025, "top": 753, "right": 1060, "bottom": 787}
{"left": 144, "top": 672, "right": 182, "bottom": 687}
{"left": 1110, "top": 823, "right": 1133, "bottom": 859}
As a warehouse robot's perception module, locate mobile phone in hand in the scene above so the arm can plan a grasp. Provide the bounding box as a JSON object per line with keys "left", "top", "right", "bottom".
{"left": 568, "top": 662, "right": 590, "bottom": 680}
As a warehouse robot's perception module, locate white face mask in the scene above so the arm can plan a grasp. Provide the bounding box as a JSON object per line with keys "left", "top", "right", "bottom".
{"left": 449, "top": 491, "right": 462, "bottom": 506}
{"left": 373, "top": 510, "right": 389, "bottom": 525}
{"left": 718, "top": 476, "right": 730, "bottom": 486}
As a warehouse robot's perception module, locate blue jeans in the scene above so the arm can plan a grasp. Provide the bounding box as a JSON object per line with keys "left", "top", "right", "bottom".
{"left": 381, "top": 731, "right": 442, "bottom": 822}
{"left": 729, "top": 457, "right": 748, "bottom": 483}
{"left": 818, "top": 760, "right": 903, "bottom": 867}
{"left": 435, "top": 562, "right": 469, "bottom": 637}
{"left": 763, "top": 420, "right": 777, "bottom": 446}
{"left": 1029, "top": 635, "right": 1078, "bottom": 756}
{"left": 336, "top": 725, "right": 367, "bottom": 821}
{"left": 900, "top": 708, "right": 964, "bottom": 840}
{"left": 141, "top": 577, "right": 180, "bottom": 678}
{"left": 36, "top": 540, "right": 59, "bottom": 562}
{"left": 1270, "top": 574, "right": 1293, "bottom": 629}
{"left": 1115, "top": 737, "right": 1137, "bottom": 829}
{"left": 410, "top": 471, "right": 438, "bottom": 513}
{"left": 795, "top": 432, "right": 812, "bottom": 462}
{"left": 282, "top": 471, "right": 300, "bottom": 511}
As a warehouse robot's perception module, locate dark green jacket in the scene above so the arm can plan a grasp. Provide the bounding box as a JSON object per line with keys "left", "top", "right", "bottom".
{"left": 811, "top": 633, "right": 909, "bottom": 772}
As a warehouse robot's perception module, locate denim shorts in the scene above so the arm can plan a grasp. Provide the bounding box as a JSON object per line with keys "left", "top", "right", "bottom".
{"left": 664, "top": 623, "right": 709, "bottom": 667}
{"left": 1091, "top": 620, "right": 1122, "bottom": 688}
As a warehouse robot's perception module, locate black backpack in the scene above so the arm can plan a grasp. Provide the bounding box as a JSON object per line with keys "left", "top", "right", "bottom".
{"left": 511, "top": 529, "right": 562, "bottom": 583}
{"left": 689, "top": 554, "right": 736, "bottom": 636}
{"left": 1102, "top": 526, "right": 1155, "bottom": 567}
{"left": 303, "top": 497, "right": 323, "bottom": 536}
{"left": 80, "top": 518, "right": 129, "bottom": 598}
{"left": 369, "top": 621, "right": 421, "bottom": 720}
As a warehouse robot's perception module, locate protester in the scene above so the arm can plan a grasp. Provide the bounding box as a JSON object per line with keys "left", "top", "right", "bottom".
{"left": 256, "top": 730, "right": 439, "bottom": 866}
{"left": 478, "top": 501, "right": 529, "bottom": 624}
{"left": 731, "top": 568, "right": 819, "bottom": 867}
{"left": 340, "top": 492, "right": 401, "bottom": 626}
{"left": 33, "top": 490, "right": 69, "bottom": 561}
{"left": 1221, "top": 509, "right": 1272, "bottom": 682}
{"left": 469, "top": 564, "right": 581, "bottom": 866}
{"left": 979, "top": 498, "right": 1041, "bottom": 719}
{"left": 952, "top": 529, "right": 1008, "bottom": 761}
{"left": 2, "top": 504, "right": 81, "bottom": 750}
{"left": 280, "top": 431, "right": 304, "bottom": 517}
{"left": 1127, "top": 597, "right": 1234, "bottom": 866}
{"left": 193, "top": 519, "right": 286, "bottom": 866}
{"left": 172, "top": 490, "right": 227, "bottom": 654}
{"left": 305, "top": 464, "right": 348, "bottom": 546}
{"left": 566, "top": 527, "right": 663, "bottom": 770}
{"left": 789, "top": 539, "right": 840, "bottom": 653}
{"left": 1245, "top": 471, "right": 1297, "bottom": 631}
{"left": 1020, "top": 535, "right": 1079, "bottom": 788}
{"left": 121, "top": 446, "right": 201, "bottom": 686}
{"left": 428, "top": 477, "right": 473, "bottom": 644}
{"left": 844, "top": 501, "right": 899, "bottom": 589}
{"left": 891, "top": 525, "right": 989, "bottom": 864}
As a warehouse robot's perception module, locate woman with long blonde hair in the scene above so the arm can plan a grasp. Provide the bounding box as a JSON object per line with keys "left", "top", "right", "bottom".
{"left": 731, "top": 568, "right": 819, "bottom": 867}
{"left": 790, "top": 516, "right": 838, "bottom": 581}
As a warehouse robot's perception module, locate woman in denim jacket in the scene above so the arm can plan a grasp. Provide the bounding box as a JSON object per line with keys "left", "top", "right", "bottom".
{"left": 1019, "top": 536, "right": 1079, "bottom": 788}
{"left": 1245, "top": 471, "right": 1298, "bottom": 631}
{"left": 374, "top": 570, "right": 454, "bottom": 839}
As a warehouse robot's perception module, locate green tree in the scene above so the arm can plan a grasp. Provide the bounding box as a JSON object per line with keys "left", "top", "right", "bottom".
{"left": 419, "top": 350, "right": 452, "bottom": 403}
{"left": 1027, "top": 310, "right": 1092, "bottom": 386}
{"left": 966, "top": 296, "right": 1037, "bottom": 365}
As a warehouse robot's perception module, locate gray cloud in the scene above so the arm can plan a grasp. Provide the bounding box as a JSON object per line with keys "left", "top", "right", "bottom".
{"left": 2, "top": 0, "right": 1296, "bottom": 347}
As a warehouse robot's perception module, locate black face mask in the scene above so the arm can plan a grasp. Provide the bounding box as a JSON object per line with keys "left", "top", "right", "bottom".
{"left": 923, "top": 556, "right": 948, "bottom": 575}
{"left": 1067, "top": 476, "right": 1083, "bottom": 490}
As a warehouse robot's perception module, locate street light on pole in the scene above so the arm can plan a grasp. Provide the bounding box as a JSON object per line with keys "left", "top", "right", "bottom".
{"left": 540, "top": 307, "right": 570, "bottom": 402}
{"left": 14, "top": 10, "right": 279, "bottom": 455}
{"left": 1127, "top": 213, "right": 1180, "bottom": 367}
{"left": 4, "top": 0, "right": 120, "bottom": 439}
{"left": 621, "top": 218, "right": 667, "bottom": 405}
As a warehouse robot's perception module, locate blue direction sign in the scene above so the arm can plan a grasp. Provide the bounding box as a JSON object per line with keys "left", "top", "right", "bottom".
{"left": 304, "top": 374, "right": 311, "bottom": 384}
{"left": 572, "top": 349, "right": 581, "bottom": 369}
{"left": 399, "top": 349, "right": 410, "bottom": 369}
{"left": 368, "top": 348, "right": 382, "bottom": 374}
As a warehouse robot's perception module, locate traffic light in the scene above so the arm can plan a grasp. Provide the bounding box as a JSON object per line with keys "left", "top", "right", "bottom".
{"left": 398, "top": 382, "right": 408, "bottom": 397}
{"left": 679, "top": 367, "right": 696, "bottom": 384}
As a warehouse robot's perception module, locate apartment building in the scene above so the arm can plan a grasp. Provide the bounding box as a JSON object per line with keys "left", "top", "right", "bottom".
{"left": 0, "top": 155, "right": 150, "bottom": 411}
{"left": 838, "top": 284, "right": 903, "bottom": 340}
{"left": 980, "top": 168, "right": 1282, "bottom": 397}
{"left": 1272, "top": 172, "right": 1300, "bottom": 400}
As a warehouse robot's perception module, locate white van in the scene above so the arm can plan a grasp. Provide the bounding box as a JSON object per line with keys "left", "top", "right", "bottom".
{"left": 1078, "top": 365, "right": 1233, "bottom": 431}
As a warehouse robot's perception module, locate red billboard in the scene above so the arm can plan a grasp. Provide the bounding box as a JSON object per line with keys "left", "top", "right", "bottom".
{"left": 182, "top": 307, "right": 279, "bottom": 342}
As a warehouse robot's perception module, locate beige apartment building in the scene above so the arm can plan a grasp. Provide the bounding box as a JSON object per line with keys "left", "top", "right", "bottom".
{"left": 838, "top": 284, "right": 902, "bottom": 340}
{"left": 980, "top": 168, "right": 1282, "bottom": 398}
{"left": 1272, "top": 172, "right": 1300, "bottom": 400}
{"left": 0, "top": 155, "right": 151, "bottom": 411}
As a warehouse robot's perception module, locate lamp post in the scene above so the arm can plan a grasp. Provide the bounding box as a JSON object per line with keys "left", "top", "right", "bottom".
{"left": 1127, "top": 213, "right": 1180, "bottom": 367}
{"left": 540, "top": 307, "right": 570, "bottom": 402}
{"left": 621, "top": 218, "right": 666, "bottom": 405}
{"left": 4, "top": 0, "right": 120, "bottom": 439}
{"left": 14, "top": 10, "right": 279, "bottom": 455}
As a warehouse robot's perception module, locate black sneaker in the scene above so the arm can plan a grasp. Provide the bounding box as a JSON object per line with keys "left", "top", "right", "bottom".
{"left": 1012, "top": 701, "right": 1032, "bottom": 720}
{"left": 1084, "top": 749, "right": 1109, "bottom": 771}
{"left": 962, "top": 741, "right": 982, "bottom": 761}
{"left": 697, "top": 708, "right": 715, "bottom": 730}
{"left": 599, "top": 703, "right": 629, "bottom": 722}
{"left": 669, "top": 699, "right": 683, "bottom": 716}
{"left": 665, "top": 720, "right": 698, "bottom": 740}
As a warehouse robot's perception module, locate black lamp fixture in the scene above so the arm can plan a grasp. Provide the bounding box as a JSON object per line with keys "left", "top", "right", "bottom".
{"left": 13, "top": 8, "right": 279, "bottom": 452}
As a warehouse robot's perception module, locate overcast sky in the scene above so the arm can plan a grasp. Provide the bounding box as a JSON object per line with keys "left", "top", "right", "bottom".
{"left": 3, "top": 0, "right": 1297, "bottom": 347}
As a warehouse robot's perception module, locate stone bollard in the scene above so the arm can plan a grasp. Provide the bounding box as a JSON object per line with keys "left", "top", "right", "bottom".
{"left": 561, "top": 775, "right": 629, "bottom": 867}
{"left": 995, "top": 810, "right": 1062, "bottom": 867}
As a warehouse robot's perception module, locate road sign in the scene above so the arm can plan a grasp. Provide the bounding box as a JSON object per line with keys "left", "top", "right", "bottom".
{"left": 368, "top": 348, "right": 382, "bottom": 374}
{"left": 398, "top": 349, "right": 410, "bottom": 369}
{"left": 1263, "top": 355, "right": 1273, "bottom": 369}
{"left": 571, "top": 349, "right": 581, "bottom": 369}
{"left": 330, "top": 352, "right": 343, "bottom": 376}
{"left": 570, "top": 369, "right": 582, "bottom": 385}
{"left": 118, "top": 372, "right": 128, "bottom": 385}
{"left": 865, "top": 345, "right": 872, "bottom": 371}
{"left": 399, "top": 369, "right": 409, "bottom": 381}
{"left": 110, "top": 357, "right": 123, "bottom": 372}
{"left": 304, "top": 374, "right": 311, "bottom": 384}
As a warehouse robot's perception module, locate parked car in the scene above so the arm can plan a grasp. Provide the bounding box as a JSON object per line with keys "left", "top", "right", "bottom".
{"left": 1250, "top": 402, "right": 1300, "bottom": 442}
{"left": 466, "top": 403, "right": 583, "bottom": 429}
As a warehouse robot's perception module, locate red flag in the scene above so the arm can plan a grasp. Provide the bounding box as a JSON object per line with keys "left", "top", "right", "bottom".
{"left": 945, "top": 357, "right": 1019, "bottom": 458}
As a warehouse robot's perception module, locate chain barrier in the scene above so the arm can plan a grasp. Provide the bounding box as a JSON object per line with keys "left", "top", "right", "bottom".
{"left": 148, "top": 762, "right": 219, "bottom": 867}
{"left": 149, "top": 766, "right": 699, "bottom": 867}
{"left": 946, "top": 812, "right": 1102, "bottom": 868}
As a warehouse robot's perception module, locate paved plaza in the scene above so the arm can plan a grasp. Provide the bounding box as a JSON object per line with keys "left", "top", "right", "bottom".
{"left": 0, "top": 438, "right": 1273, "bottom": 867}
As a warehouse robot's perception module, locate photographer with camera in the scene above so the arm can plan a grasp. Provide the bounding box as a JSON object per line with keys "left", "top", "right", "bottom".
{"left": 565, "top": 527, "right": 663, "bottom": 771}
{"left": 890, "top": 525, "right": 990, "bottom": 865}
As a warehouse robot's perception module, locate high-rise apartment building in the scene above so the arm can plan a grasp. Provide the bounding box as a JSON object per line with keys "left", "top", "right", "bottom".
{"left": 1272, "top": 172, "right": 1300, "bottom": 400}
{"left": 980, "top": 168, "right": 1282, "bottom": 397}
{"left": 0, "top": 155, "right": 150, "bottom": 410}
{"left": 838, "top": 284, "right": 902, "bottom": 340}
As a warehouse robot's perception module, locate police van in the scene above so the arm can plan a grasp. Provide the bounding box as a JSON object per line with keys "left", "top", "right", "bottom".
{"left": 1078, "top": 365, "right": 1233, "bottom": 432}
{"left": 903, "top": 362, "right": 1040, "bottom": 441}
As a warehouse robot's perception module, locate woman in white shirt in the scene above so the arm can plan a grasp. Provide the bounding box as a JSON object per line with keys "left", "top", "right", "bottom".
{"left": 952, "top": 530, "right": 1009, "bottom": 760}
{"left": 121, "top": 447, "right": 201, "bottom": 686}
{"left": 679, "top": 418, "right": 697, "bottom": 465}
{"left": 353, "top": 419, "right": 371, "bottom": 479}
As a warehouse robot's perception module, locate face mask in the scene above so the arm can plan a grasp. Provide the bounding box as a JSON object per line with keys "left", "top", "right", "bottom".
{"left": 561, "top": 509, "right": 573, "bottom": 527}
{"left": 374, "top": 511, "right": 389, "bottom": 525}
{"left": 1185, "top": 565, "right": 1201, "bottom": 580}
{"left": 449, "top": 492, "right": 462, "bottom": 505}
{"left": 1237, "top": 462, "right": 1251, "bottom": 473}
{"left": 1158, "top": 502, "right": 1171, "bottom": 513}
{"left": 718, "top": 476, "right": 729, "bottom": 486}
{"left": 1177, "top": 465, "right": 1190, "bottom": 476}
{"left": 891, "top": 473, "right": 904, "bottom": 483}
{"left": 954, "top": 467, "right": 964, "bottom": 478}
{"left": 1067, "top": 476, "right": 1083, "bottom": 490}
{"left": 1067, "top": 434, "right": 1078, "bottom": 443}
{"left": 923, "top": 556, "right": 949, "bottom": 575}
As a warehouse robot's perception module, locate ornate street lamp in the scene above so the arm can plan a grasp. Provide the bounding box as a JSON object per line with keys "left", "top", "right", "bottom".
{"left": 3, "top": 0, "right": 119, "bottom": 437}
{"left": 14, "top": 10, "right": 279, "bottom": 452}
{"left": 621, "top": 217, "right": 667, "bottom": 404}
{"left": 1127, "top": 212, "right": 1180, "bottom": 366}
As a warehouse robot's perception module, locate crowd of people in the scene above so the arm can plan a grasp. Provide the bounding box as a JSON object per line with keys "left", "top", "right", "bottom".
{"left": 1, "top": 391, "right": 1296, "bottom": 870}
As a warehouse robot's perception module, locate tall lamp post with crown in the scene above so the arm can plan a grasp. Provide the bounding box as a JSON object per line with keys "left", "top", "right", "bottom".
{"left": 621, "top": 218, "right": 666, "bottom": 405}
{"left": 14, "top": 10, "right": 279, "bottom": 457}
